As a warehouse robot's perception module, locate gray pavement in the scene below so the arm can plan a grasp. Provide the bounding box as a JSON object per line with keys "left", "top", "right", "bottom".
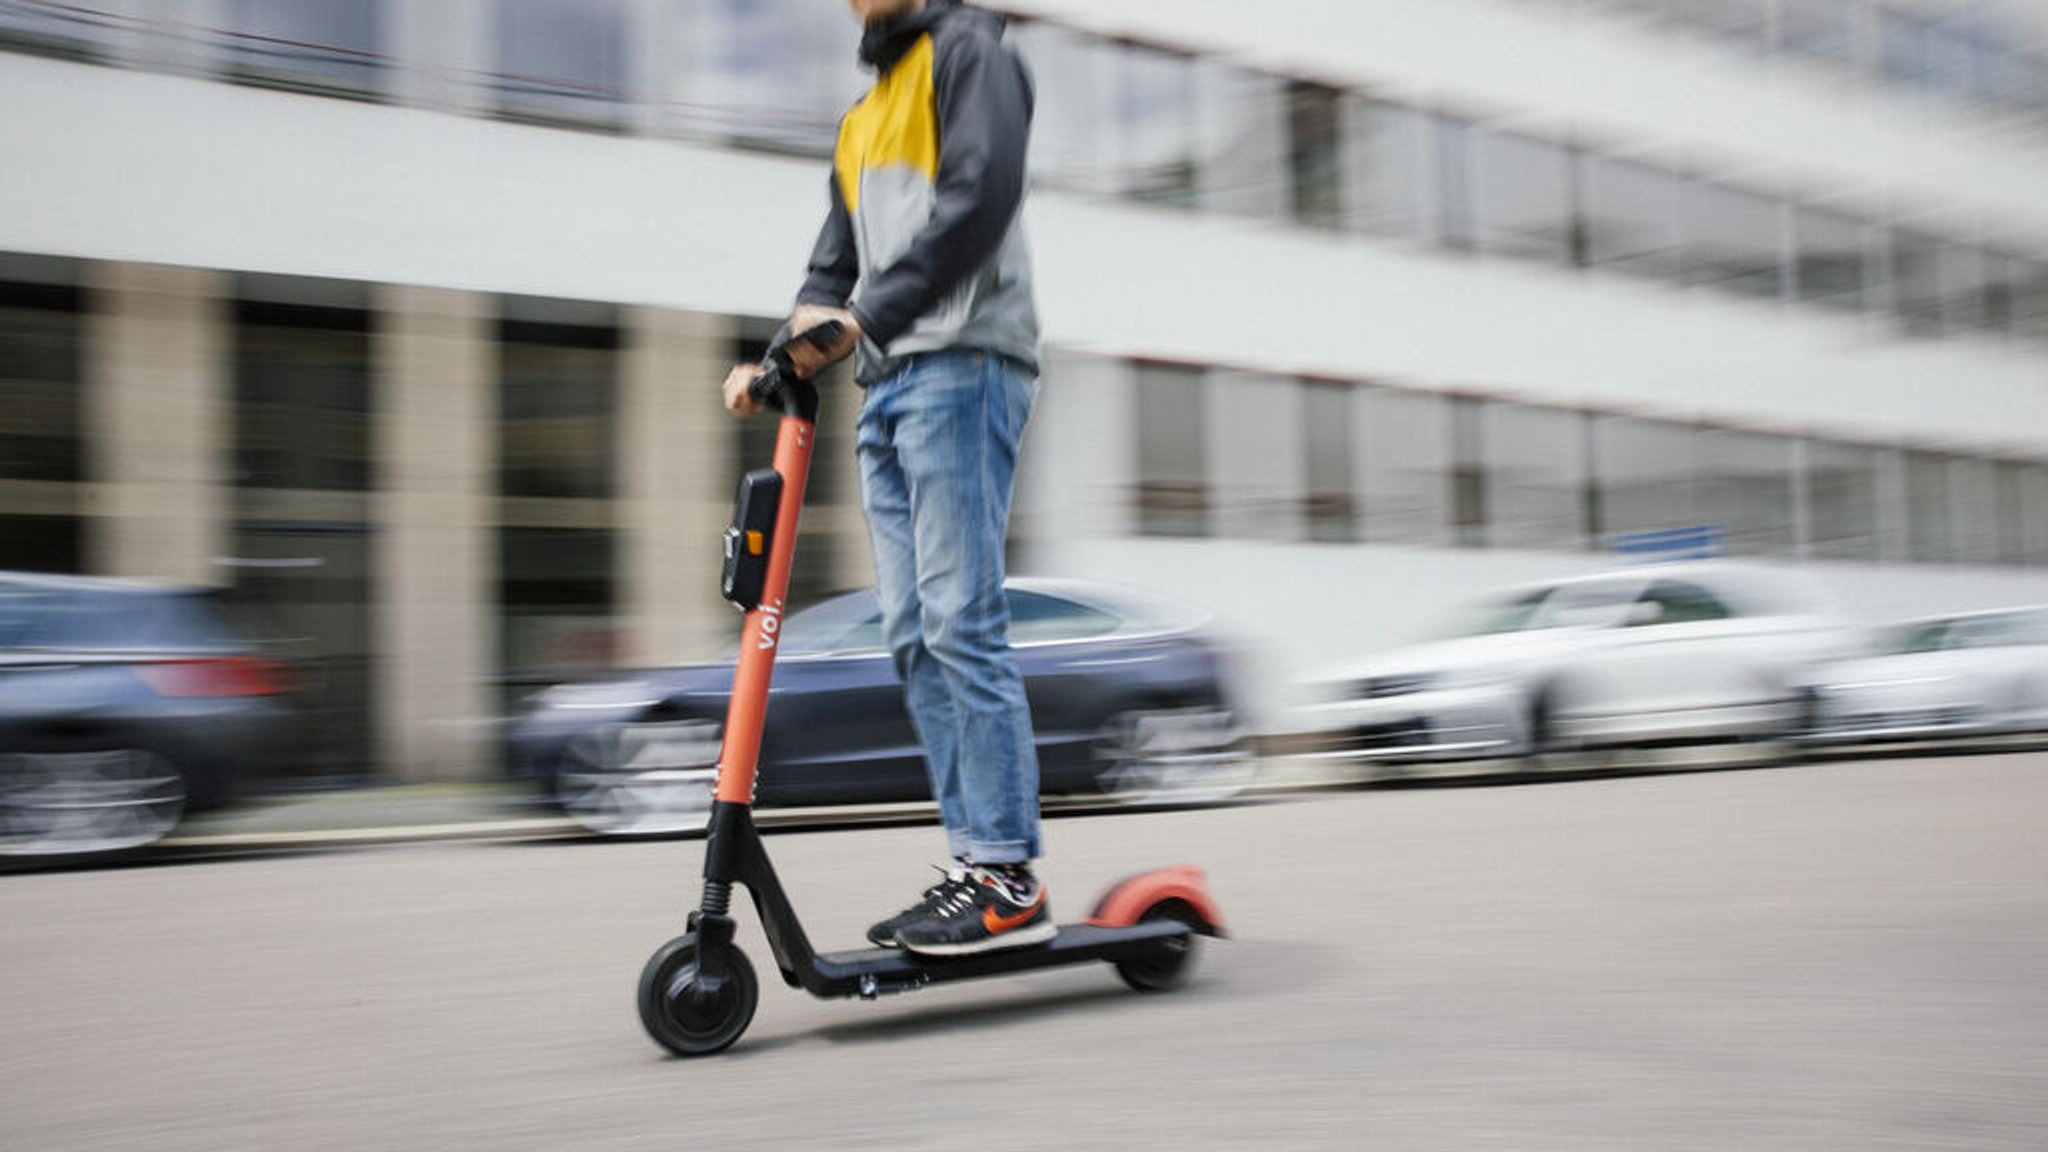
{"left": 5, "top": 750, "right": 2046, "bottom": 1151}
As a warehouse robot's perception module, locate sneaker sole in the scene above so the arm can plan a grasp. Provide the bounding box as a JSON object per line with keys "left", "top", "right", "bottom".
{"left": 900, "top": 920, "right": 1058, "bottom": 957}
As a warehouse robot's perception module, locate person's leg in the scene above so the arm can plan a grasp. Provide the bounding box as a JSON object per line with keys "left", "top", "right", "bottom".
{"left": 889, "top": 351, "right": 1041, "bottom": 866}
{"left": 856, "top": 367, "right": 970, "bottom": 858}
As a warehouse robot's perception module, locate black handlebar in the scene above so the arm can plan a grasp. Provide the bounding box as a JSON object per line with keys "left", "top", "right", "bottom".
{"left": 747, "top": 320, "right": 846, "bottom": 408}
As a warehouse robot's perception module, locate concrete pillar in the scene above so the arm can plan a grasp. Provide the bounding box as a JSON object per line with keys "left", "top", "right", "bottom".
{"left": 620, "top": 307, "right": 736, "bottom": 665}
{"left": 83, "top": 262, "right": 229, "bottom": 586}
{"left": 373, "top": 285, "right": 494, "bottom": 783}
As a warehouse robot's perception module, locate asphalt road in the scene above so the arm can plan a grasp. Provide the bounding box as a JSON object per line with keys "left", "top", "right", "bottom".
{"left": 4, "top": 751, "right": 2046, "bottom": 1152}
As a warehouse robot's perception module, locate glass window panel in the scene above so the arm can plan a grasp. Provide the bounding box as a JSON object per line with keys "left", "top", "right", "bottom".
{"left": 1340, "top": 98, "right": 1437, "bottom": 239}
{"left": 1939, "top": 246, "right": 1989, "bottom": 333}
{"left": 1663, "top": 0, "right": 1769, "bottom": 56}
{"left": 1697, "top": 428, "right": 1796, "bottom": 556}
{"left": 492, "top": 0, "right": 628, "bottom": 128}
{"left": 1994, "top": 461, "right": 2033, "bottom": 567}
{"left": 1288, "top": 81, "right": 1345, "bottom": 229}
{"left": 234, "top": 301, "right": 373, "bottom": 494}
{"left": 2020, "top": 464, "right": 2048, "bottom": 567}
{"left": 673, "top": 0, "right": 862, "bottom": 154}
{"left": 1435, "top": 114, "right": 1474, "bottom": 251}
{"left": 1982, "top": 253, "right": 2015, "bottom": 335}
{"left": 498, "top": 317, "right": 618, "bottom": 501}
{"left": 1011, "top": 22, "right": 1114, "bottom": 192}
{"left": 1794, "top": 208, "right": 1868, "bottom": 309}
{"left": 1903, "top": 449, "right": 1952, "bottom": 561}
{"left": 1805, "top": 440, "right": 1882, "bottom": 561}
{"left": 1948, "top": 456, "right": 1999, "bottom": 565}
{"left": 0, "top": 0, "right": 120, "bottom": 60}
{"left": 0, "top": 281, "right": 81, "bottom": 484}
{"left": 1482, "top": 402, "right": 1584, "bottom": 551}
{"left": 1113, "top": 43, "right": 1200, "bottom": 206}
{"left": 1889, "top": 228, "right": 1944, "bottom": 338}
{"left": 1301, "top": 381, "right": 1356, "bottom": 543}
{"left": 222, "top": 0, "right": 381, "bottom": 97}
{"left": 2008, "top": 258, "right": 2048, "bottom": 343}
{"left": 1593, "top": 416, "right": 1697, "bottom": 547}
{"left": 1194, "top": 63, "right": 1286, "bottom": 218}
{"left": 1582, "top": 155, "right": 1680, "bottom": 279}
{"left": 1452, "top": 397, "right": 1485, "bottom": 546}
{"left": 1777, "top": 0, "right": 1856, "bottom": 68}
{"left": 1470, "top": 128, "right": 1578, "bottom": 265}
{"left": 1357, "top": 386, "right": 1450, "bottom": 545}
{"left": 1134, "top": 362, "right": 1208, "bottom": 537}
{"left": 1681, "top": 182, "right": 1785, "bottom": 299}
{"left": 1880, "top": 9, "right": 1929, "bottom": 88}
{"left": 499, "top": 525, "right": 618, "bottom": 686}
{"left": 0, "top": 513, "right": 80, "bottom": 574}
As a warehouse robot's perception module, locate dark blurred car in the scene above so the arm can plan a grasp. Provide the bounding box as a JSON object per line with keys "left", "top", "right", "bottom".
{"left": 504, "top": 578, "right": 1252, "bottom": 834}
{"left": 0, "top": 572, "right": 294, "bottom": 860}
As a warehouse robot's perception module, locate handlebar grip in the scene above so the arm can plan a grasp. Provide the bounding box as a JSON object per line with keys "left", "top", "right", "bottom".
{"left": 749, "top": 320, "right": 848, "bottom": 405}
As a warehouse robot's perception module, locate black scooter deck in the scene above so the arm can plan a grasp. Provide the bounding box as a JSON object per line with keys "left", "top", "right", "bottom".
{"left": 803, "top": 919, "right": 1190, "bottom": 998}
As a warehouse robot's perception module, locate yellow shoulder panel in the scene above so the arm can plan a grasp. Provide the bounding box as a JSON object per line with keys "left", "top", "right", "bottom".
{"left": 834, "top": 33, "right": 939, "bottom": 213}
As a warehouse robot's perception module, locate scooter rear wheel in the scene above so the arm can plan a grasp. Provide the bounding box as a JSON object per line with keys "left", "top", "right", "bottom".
{"left": 637, "top": 933, "right": 758, "bottom": 1056}
{"left": 1114, "top": 901, "right": 1203, "bottom": 993}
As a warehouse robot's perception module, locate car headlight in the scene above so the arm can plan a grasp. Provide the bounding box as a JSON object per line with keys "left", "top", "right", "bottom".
{"left": 532, "top": 679, "right": 661, "bottom": 711}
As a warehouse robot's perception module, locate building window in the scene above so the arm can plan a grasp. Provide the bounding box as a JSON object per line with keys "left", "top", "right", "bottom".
{"left": 1697, "top": 427, "right": 1796, "bottom": 556}
{"left": 491, "top": 0, "right": 629, "bottom": 128}
{"left": 1301, "top": 381, "right": 1355, "bottom": 543}
{"left": 1194, "top": 62, "right": 1286, "bottom": 219}
{"left": 1593, "top": 416, "right": 1697, "bottom": 549}
{"left": 1358, "top": 386, "right": 1451, "bottom": 545}
{"left": 1776, "top": 0, "right": 1858, "bottom": 71}
{"left": 1793, "top": 207, "right": 1869, "bottom": 310}
{"left": 221, "top": 0, "right": 382, "bottom": 98}
{"left": 1012, "top": 22, "right": 1114, "bottom": 192}
{"left": 1581, "top": 155, "right": 1681, "bottom": 280}
{"left": 1903, "top": 450, "right": 1953, "bottom": 562}
{"left": 1889, "top": 228, "right": 1945, "bottom": 338}
{"left": 1681, "top": 181, "right": 1785, "bottom": 300}
{"left": 1286, "top": 81, "right": 1344, "bottom": 229}
{"left": 0, "top": 277, "right": 81, "bottom": 574}
{"left": 1343, "top": 98, "right": 1437, "bottom": 240}
{"left": 0, "top": 280, "right": 81, "bottom": 485}
{"left": 2015, "top": 463, "right": 2048, "bottom": 568}
{"left": 1804, "top": 440, "right": 1883, "bottom": 561}
{"left": 1469, "top": 128, "right": 1579, "bottom": 266}
{"left": 1483, "top": 401, "right": 1585, "bottom": 551}
{"left": 1113, "top": 42, "right": 1200, "bottom": 206}
{"left": 1663, "top": 0, "right": 1770, "bottom": 57}
{"left": 1947, "top": 455, "right": 2000, "bottom": 565}
{"left": 496, "top": 301, "right": 621, "bottom": 692}
{"left": 1134, "top": 362, "right": 1208, "bottom": 537}
{"left": 1434, "top": 113, "right": 1475, "bottom": 252}
{"left": 1938, "top": 246, "right": 1991, "bottom": 334}
{"left": 234, "top": 299, "right": 373, "bottom": 494}
{"left": 672, "top": 0, "right": 863, "bottom": 154}
{"left": 2015, "top": 259, "right": 2048, "bottom": 344}
{"left": 230, "top": 283, "right": 377, "bottom": 780}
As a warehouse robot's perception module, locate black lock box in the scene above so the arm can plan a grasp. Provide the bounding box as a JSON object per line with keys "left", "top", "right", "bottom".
{"left": 721, "top": 468, "right": 783, "bottom": 610}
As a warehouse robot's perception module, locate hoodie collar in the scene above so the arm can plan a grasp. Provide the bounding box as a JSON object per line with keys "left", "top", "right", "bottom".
{"left": 859, "top": 0, "right": 959, "bottom": 73}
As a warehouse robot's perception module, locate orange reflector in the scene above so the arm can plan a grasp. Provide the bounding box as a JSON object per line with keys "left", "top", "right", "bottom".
{"left": 745, "top": 530, "right": 764, "bottom": 556}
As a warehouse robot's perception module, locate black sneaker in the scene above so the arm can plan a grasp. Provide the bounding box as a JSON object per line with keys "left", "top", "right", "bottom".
{"left": 866, "top": 864, "right": 972, "bottom": 948}
{"left": 896, "top": 866, "right": 1055, "bottom": 956}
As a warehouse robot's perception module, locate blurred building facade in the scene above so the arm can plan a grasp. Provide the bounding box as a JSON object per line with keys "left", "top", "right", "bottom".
{"left": 2, "top": 0, "right": 2045, "bottom": 780}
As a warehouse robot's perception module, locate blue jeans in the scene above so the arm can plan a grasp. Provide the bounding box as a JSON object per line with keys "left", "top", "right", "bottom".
{"left": 856, "top": 349, "right": 1041, "bottom": 864}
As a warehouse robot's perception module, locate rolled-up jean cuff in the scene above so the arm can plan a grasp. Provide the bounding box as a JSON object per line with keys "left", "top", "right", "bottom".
{"left": 968, "top": 840, "right": 1033, "bottom": 866}
{"left": 945, "top": 828, "right": 972, "bottom": 860}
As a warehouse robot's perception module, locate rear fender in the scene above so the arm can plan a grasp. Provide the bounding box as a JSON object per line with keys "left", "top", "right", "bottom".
{"left": 1086, "top": 865, "right": 1227, "bottom": 937}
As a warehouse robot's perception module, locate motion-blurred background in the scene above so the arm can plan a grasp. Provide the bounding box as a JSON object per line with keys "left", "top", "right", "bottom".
{"left": 2, "top": 0, "right": 2044, "bottom": 810}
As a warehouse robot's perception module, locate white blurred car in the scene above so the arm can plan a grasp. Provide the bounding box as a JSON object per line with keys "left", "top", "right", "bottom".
{"left": 1796, "top": 606, "right": 2048, "bottom": 745}
{"left": 1300, "top": 564, "right": 1851, "bottom": 763}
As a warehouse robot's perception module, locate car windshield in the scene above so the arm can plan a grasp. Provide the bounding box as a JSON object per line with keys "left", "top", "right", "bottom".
{"left": 1448, "top": 581, "right": 1638, "bottom": 637}
{"left": 1957, "top": 609, "right": 2048, "bottom": 648}
{"left": 0, "top": 587, "right": 232, "bottom": 651}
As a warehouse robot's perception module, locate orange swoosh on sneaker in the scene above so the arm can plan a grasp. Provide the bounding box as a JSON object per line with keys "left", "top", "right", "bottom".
{"left": 982, "top": 893, "right": 1044, "bottom": 934}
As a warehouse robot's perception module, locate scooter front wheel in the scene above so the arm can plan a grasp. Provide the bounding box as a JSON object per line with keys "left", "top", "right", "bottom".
{"left": 637, "top": 933, "right": 758, "bottom": 1056}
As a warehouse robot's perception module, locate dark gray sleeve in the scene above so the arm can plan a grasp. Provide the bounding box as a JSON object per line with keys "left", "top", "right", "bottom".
{"left": 849, "top": 28, "right": 1031, "bottom": 349}
{"left": 795, "top": 170, "right": 858, "bottom": 308}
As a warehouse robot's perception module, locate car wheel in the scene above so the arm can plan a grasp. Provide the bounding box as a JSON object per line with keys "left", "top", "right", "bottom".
{"left": 0, "top": 748, "right": 187, "bottom": 859}
{"left": 555, "top": 720, "right": 721, "bottom": 836}
{"left": 1090, "top": 704, "right": 1255, "bottom": 806}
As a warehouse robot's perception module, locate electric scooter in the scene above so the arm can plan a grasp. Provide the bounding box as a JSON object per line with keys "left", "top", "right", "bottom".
{"left": 635, "top": 324, "right": 1227, "bottom": 1057}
